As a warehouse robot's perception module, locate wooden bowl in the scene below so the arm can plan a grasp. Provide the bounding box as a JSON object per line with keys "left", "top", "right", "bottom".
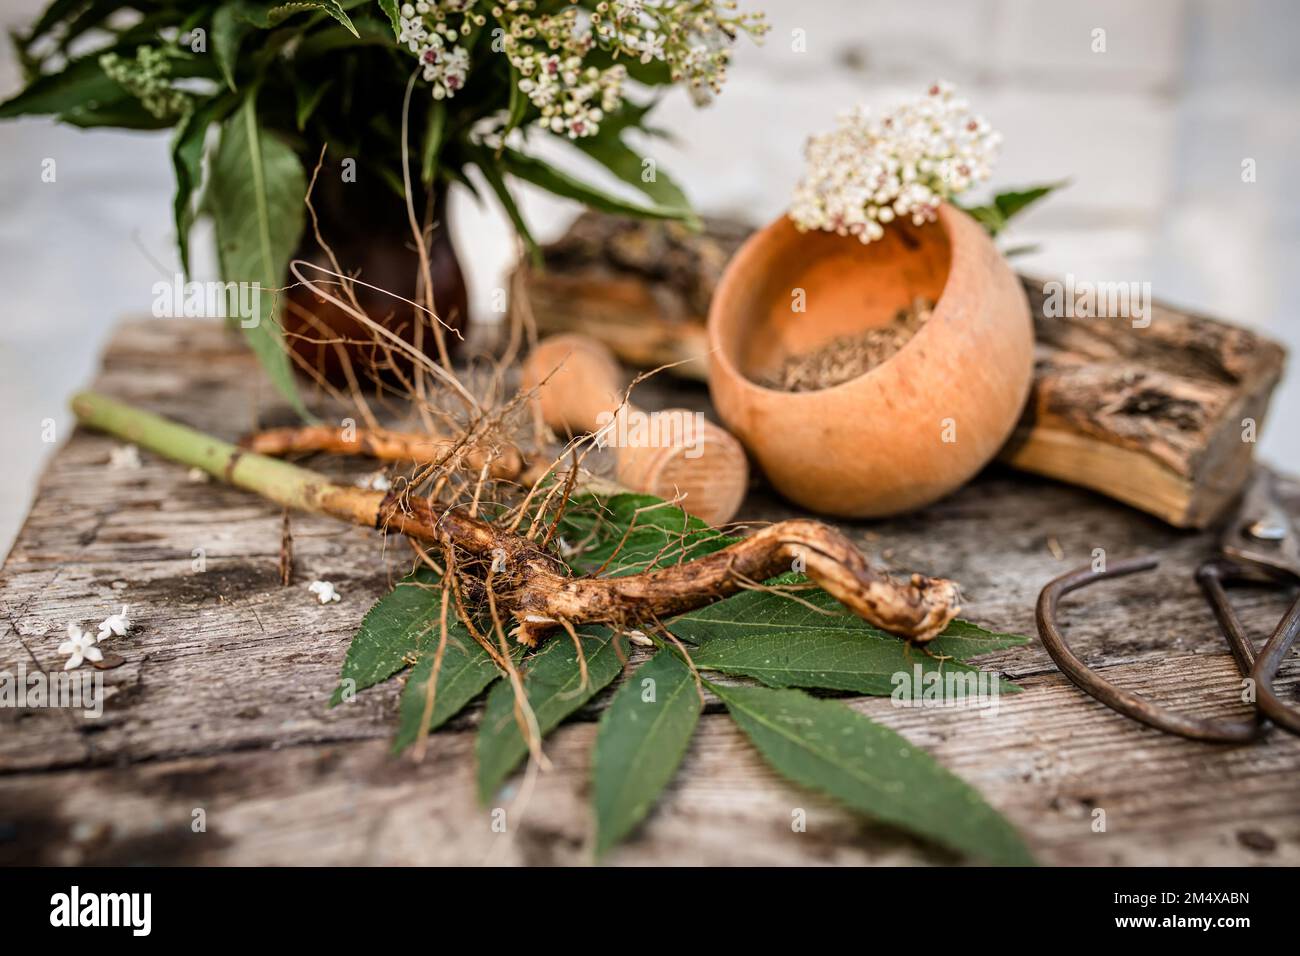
{"left": 707, "top": 204, "right": 1034, "bottom": 517}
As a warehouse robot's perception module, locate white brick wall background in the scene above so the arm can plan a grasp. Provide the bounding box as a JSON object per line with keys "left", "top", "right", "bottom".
{"left": 1, "top": 0, "right": 1296, "bottom": 555}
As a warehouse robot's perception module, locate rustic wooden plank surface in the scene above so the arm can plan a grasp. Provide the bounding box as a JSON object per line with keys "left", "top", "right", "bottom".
{"left": 1, "top": 319, "right": 1297, "bottom": 866}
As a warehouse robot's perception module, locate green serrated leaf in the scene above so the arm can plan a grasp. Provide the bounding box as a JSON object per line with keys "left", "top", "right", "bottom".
{"left": 421, "top": 99, "right": 447, "bottom": 184}
{"left": 593, "top": 650, "right": 701, "bottom": 855}
{"left": 393, "top": 624, "right": 503, "bottom": 753}
{"left": 179, "top": 5, "right": 213, "bottom": 36}
{"left": 671, "top": 577, "right": 1024, "bottom": 698}
{"left": 571, "top": 124, "right": 696, "bottom": 226}
{"left": 24, "top": 0, "right": 85, "bottom": 43}
{"left": 237, "top": 1, "right": 360, "bottom": 37}
{"left": 554, "top": 492, "right": 737, "bottom": 577}
{"left": 212, "top": 6, "right": 246, "bottom": 92}
{"left": 10, "top": 28, "right": 41, "bottom": 83}
{"left": 59, "top": 97, "right": 175, "bottom": 130}
{"left": 301, "top": 0, "right": 360, "bottom": 35}
{"left": 961, "top": 202, "right": 1006, "bottom": 236}
{"left": 713, "top": 683, "right": 1034, "bottom": 865}
{"left": 331, "top": 567, "right": 441, "bottom": 705}
{"left": 501, "top": 147, "right": 693, "bottom": 222}
{"left": 501, "top": 63, "right": 529, "bottom": 141}
{"left": 962, "top": 180, "right": 1067, "bottom": 237}
{"left": 1001, "top": 243, "right": 1042, "bottom": 259}
{"left": 0, "top": 53, "right": 122, "bottom": 118}
{"left": 294, "top": 12, "right": 398, "bottom": 58}
{"left": 993, "top": 180, "right": 1068, "bottom": 220}
{"left": 172, "top": 95, "right": 233, "bottom": 276}
{"left": 476, "top": 627, "right": 625, "bottom": 802}
{"left": 207, "top": 95, "right": 311, "bottom": 418}
{"left": 294, "top": 76, "right": 332, "bottom": 131}
{"left": 377, "top": 0, "right": 400, "bottom": 35}
{"left": 927, "top": 618, "right": 1030, "bottom": 657}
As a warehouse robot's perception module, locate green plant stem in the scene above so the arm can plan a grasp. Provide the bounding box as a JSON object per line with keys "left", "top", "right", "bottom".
{"left": 71, "top": 390, "right": 381, "bottom": 528}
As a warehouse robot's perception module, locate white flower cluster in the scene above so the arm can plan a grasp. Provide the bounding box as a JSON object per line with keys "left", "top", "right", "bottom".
{"left": 790, "top": 82, "right": 1002, "bottom": 244}
{"left": 513, "top": 45, "right": 626, "bottom": 140}
{"left": 594, "top": 0, "right": 766, "bottom": 106}
{"left": 398, "top": 2, "right": 475, "bottom": 100}
{"left": 395, "top": 1, "right": 766, "bottom": 138}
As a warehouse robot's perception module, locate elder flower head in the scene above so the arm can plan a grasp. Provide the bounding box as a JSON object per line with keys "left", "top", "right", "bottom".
{"left": 395, "top": 1, "right": 766, "bottom": 138}
{"left": 59, "top": 624, "right": 102, "bottom": 671}
{"left": 790, "top": 82, "right": 1002, "bottom": 244}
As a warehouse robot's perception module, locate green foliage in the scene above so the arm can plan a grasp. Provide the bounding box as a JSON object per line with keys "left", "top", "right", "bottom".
{"left": 0, "top": 52, "right": 130, "bottom": 119}
{"left": 172, "top": 94, "right": 235, "bottom": 273}
{"left": 499, "top": 147, "right": 693, "bottom": 222}
{"left": 4, "top": 0, "right": 703, "bottom": 414}
{"left": 593, "top": 650, "right": 701, "bottom": 856}
{"left": 233, "top": 1, "right": 359, "bottom": 37}
{"left": 334, "top": 491, "right": 1032, "bottom": 862}
{"left": 476, "top": 627, "right": 625, "bottom": 802}
{"left": 205, "top": 95, "right": 310, "bottom": 416}
{"left": 393, "top": 628, "right": 502, "bottom": 753}
{"left": 712, "top": 682, "right": 1035, "bottom": 865}
{"left": 211, "top": 6, "right": 247, "bottom": 92}
{"left": 672, "top": 572, "right": 1026, "bottom": 698}
{"left": 962, "top": 181, "right": 1069, "bottom": 237}
{"left": 552, "top": 492, "right": 738, "bottom": 577}
{"left": 330, "top": 567, "right": 442, "bottom": 705}
{"left": 572, "top": 102, "right": 697, "bottom": 226}
{"left": 376, "top": 0, "right": 400, "bottom": 34}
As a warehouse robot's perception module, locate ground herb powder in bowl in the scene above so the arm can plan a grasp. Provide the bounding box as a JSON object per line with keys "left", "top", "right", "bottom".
{"left": 758, "top": 296, "right": 934, "bottom": 392}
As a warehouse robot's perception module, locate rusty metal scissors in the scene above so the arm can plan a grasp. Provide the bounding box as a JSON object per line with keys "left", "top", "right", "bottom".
{"left": 1036, "top": 469, "right": 1300, "bottom": 742}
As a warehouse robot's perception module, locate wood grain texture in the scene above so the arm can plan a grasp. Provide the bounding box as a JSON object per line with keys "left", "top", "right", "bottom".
{"left": 512, "top": 212, "right": 1287, "bottom": 528}
{"left": 1, "top": 319, "right": 1297, "bottom": 866}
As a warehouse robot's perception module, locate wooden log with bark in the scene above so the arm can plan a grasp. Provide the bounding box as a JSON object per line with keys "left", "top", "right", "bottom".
{"left": 511, "top": 212, "right": 1287, "bottom": 528}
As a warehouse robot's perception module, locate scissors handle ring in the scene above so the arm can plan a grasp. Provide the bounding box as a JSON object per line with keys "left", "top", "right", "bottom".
{"left": 1036, "top": 556, "right": 1265, "bottom": 744}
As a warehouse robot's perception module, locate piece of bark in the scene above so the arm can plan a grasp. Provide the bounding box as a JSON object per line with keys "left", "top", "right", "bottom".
{"left": 511, "top": 213, "right": 1288, "bottom": 528}
{"left": 514, "top": 213, "right": 738, "bottom": 375}
{"left": 1005, "top": 281, "right": 1286, "bottom": 528}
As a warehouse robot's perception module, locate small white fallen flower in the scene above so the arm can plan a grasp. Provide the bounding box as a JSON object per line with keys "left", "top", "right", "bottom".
{"left": 187, "top": 467, "right": 210, "bottom": 483}
{"left": 97, "top": 604, "right": 132, "bottom": 641}
{"left": 59, "top": 624, "right": 102, "bottom": 670}
{"left": 109, "top": 444, "right": 142, "bottom": 470}
{"left": 308, "top": 580, "right": 342, "bottom": 604}
{"left": 356, "top": 470, "right": 391, "bottom": 492}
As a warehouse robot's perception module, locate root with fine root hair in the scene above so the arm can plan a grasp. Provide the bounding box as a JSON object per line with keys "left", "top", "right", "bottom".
{"left": 72, "top": 385, "right": 964, "bottom": 647}
{"left": 373, "top": 494, "right": 961, "bottom": 645}
{"left": 241, "top": 425, "right": 527, "bottom": 481}
{"left": 69, "top": 97, "right": 962, "bottom": 822}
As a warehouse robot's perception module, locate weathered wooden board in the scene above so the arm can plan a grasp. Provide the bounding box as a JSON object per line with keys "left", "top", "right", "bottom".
{"left": 1, "top": 319, "right": 1297, "bottom": 866}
